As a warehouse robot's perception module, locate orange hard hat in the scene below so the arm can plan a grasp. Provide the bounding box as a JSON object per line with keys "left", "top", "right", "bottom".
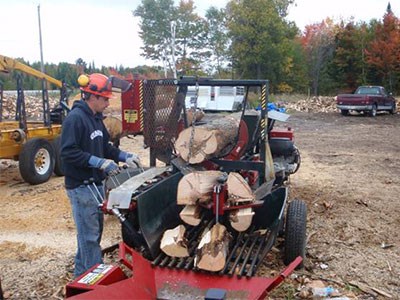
{"left": 78, "top": 73, "right": 113, "bottom": 99}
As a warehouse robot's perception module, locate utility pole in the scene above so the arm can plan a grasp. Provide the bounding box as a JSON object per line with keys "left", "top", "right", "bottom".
{"left": 37, "top": 4, "right": 50, "bottom": 126}
{"left": 37, "top": 4, "right": 45, "bottom": 73}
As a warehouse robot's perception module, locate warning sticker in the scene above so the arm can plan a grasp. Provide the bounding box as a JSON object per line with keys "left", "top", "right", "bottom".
{"left": 124, "top": 109, "right": 138, "bottom": 123}
{"left": 78, "top": 264, "right": 113, "bottom": 285}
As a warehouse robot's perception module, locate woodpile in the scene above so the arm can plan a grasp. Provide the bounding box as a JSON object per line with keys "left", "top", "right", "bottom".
{"left": 1, "top": 94, "right": 59, "bottom": 120}
{"left": 283, "top": 96, "right": 337, "bottom": 113}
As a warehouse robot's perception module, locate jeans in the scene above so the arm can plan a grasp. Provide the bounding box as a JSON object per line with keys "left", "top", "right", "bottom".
{"left": 67, "top": 184, "right": 104, "bottom": 278}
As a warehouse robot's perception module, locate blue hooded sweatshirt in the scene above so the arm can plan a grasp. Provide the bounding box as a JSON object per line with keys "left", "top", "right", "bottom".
{"left": 60, "top": 99, "right": 120, "bottom": 189}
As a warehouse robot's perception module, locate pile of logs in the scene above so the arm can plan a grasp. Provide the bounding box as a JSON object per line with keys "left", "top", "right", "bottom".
{"left": 283, "top": 96, "right": 337, "bottom": 113}
{"left": 1, "top": 94, "right": 59, "bottom": 120}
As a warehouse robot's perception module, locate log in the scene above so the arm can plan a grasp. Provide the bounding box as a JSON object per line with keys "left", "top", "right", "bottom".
{"left": 175, "top": 113, "right": 241, "bottom": 164}
{"left": 229, "top": 208, "right": 254, "bottom": 232}
{"left": 160, "top": 225, "right": 189, "bottom": 257}
{"left": 195, "top": 223, "right": 231, "bottom": 272}
{"left": 186, "top": 108, "right": 205, "bottom": 125}
{"left": 103, "top": 115, "right": 124, "bottom": 147}
{"left": 180, "top": 204, "right": 201, "bottom": 226}
{"left": 177, "top": 170, "right": 224, "bottom": 205}
{"left": 226, "top": 172, "right": 255, "bottom": 204}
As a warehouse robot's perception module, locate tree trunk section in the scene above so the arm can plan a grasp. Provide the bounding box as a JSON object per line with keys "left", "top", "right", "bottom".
{"left": 160, "top": 225, "right": 189, "bottom": 257}
{"left": 177, "top": 171, "right": 224, "bottom": 205}
{"left": 175, "top": 113, "right": 241, "bottom": 164}
{"left": 195, "top": 223, "right": 231, "bottom": 272}
{"left": 229, "top": 208, "right": 254, "bottom": 232}
{"left": 180, "top": 204, "right": 201, "bottom": 226}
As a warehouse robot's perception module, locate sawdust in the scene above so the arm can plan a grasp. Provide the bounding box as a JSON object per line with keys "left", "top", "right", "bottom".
{"left": 0, "top": 97, "right": 399, "bottom": 299}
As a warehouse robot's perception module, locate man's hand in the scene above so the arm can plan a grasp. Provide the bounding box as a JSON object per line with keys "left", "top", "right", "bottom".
{"left": 126, "top": 153, "right": 142, "bottom": 168}
{"left": 99, "top": 159, "right": 120, "bottom": 176}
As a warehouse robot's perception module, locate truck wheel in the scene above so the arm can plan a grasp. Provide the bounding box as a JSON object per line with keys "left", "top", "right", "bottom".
{"left": 340, "top": 109, "right": 349, "bottom": 116}
{"left": 369, "top": 104, "right": 377, "bottom": 117}
{"left": 52, "top": 136, "right": 64, "bottom": 176}
{"left": 19, "top": 138, "right": 55, "bottom": 185}
{"left": 284, "top": 199, "right": 307, "bottom": 268}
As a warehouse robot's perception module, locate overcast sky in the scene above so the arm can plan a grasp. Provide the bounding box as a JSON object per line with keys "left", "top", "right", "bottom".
{"left": 1, "top": 0, "right": 397, "bottom": 68}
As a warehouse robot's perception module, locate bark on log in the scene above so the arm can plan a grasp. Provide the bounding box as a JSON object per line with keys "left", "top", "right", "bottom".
{"left": 226, "top": 172, "right": 255, "bottom": 204}
{"left": 177, "top": 170, "right": 224, "bottom": 205}
{"left": 180, "top": 204, "right": 201, "bottom": 226}
{"left": 160, "top": 225, "right": 189, "bottom": 257}
{"left": 175, "top": 113, "right": 241, "bottom": 164}
{"left": 229, "top": 208, "right": 254, "bottom": 232}
{"left": 103, "top": 115, "right": 124, "bottom": 146}
{"left": 195, "top": 223, "right": 231, "bottom": 272}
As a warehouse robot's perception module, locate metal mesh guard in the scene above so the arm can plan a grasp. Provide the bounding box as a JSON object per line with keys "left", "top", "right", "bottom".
{"left": 142, "top": 80, "right": 180, "bottom": 152}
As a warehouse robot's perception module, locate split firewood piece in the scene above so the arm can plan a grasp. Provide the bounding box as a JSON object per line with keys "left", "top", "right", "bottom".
{"left": 160, "top": 225, "right": 189, "bottom": 257}
{"left": 177, "top": 171, "right": 224, "bottom": 205}
{"left": 180, "top": 204, "right": 201, "bottom": 226}
{"left": 175, "top": 113, "right": 241, "bottom": 164}
{"left": 195, "top": 223, "right": 231, "bottom": 272}
{"left": 227, "top": 172, "right": 255, "bottom": 203}
{"left": 229, "top": 208, "right": 255, "bottom": 232}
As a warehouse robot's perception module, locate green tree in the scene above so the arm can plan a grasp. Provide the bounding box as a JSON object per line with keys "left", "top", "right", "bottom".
{"left": 226, "top": 0, "right": 297, "bottom": 92}
{"left": 203, "top": 7, "right": 230, "bottom": 77}
{"left": 134, "top": 0, "right": 177, "bottom": 77}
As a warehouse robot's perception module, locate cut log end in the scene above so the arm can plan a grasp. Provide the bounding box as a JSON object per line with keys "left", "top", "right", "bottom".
{"left": 160, "top": 225, "right": 189, "bottom": 257}
{"left": 229, "top": 208, "right": 254, "bottom": 232}
{"left": 180, "top": 205, "right": 201, "bottom": 226}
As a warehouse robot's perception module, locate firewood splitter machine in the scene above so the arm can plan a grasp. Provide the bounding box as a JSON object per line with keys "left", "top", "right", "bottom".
{"left": 66, "top": 77, "right": 306, "bottom": 299}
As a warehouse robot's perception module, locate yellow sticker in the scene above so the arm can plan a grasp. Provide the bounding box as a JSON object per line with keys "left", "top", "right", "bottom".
{"left": 124, "top": 109, "right": 138, "bottom": 123}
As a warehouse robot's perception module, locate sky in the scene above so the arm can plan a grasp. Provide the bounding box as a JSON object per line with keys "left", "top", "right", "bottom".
{"left": 1, "top": 0, "right": 398, "bottom": 68}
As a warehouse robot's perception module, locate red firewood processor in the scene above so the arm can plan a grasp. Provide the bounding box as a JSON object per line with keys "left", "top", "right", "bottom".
{"left": 66, "top": 77, "right": 306, "bottom": 300}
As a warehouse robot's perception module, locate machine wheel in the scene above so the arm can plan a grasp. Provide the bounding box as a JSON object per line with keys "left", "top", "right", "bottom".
{"left": 369, "top": 104, "right": 377, "bottom": 117}
{"left": 284, "top": 199, "right": 307, "bottom": 268}
{"left": 19, "top": 138, "right": 55, "bottom": 185}
{"left": 340, "top": 109, "right": 349, "bottom": 116}
{"left": 52, "top": 136, "right": 64, "bottom": 176}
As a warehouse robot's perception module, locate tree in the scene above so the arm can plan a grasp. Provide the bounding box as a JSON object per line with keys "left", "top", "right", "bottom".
{"left": 301, "top": 19, "right": 336, "bottom": 95}
{"left": 365, "top": 6, "right": 400, "bottom": 91}
{"left": 203, "top": 7, "right": 230, "bottom": 76}
{"left": 226, "top": 0, "right": 298, "bottom": 92}
{"left": 134, "top": 0, "right": 177, "bottom": 77}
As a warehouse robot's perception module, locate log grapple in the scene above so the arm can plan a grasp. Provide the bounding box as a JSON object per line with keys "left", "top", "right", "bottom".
{"left": 66, "top": 78, "right": 306, "bottom": 299}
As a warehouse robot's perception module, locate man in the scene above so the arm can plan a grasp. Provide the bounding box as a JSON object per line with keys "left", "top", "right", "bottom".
{"left": 60, "top": 73, "right": 140, "bottom": 278}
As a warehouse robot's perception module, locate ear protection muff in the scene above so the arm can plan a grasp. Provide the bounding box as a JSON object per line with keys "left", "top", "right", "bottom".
{"left": 77, "top": 74, "right": 90, "bottom": 87}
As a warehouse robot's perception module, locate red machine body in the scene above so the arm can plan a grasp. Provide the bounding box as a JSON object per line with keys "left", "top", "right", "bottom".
{"left": 66, "top": 243, "right": 302, "bottom": 300}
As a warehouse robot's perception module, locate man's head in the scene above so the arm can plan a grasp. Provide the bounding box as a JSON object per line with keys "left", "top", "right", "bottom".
{"left": 77, "top": 73, "right": 112, "bottom": 114}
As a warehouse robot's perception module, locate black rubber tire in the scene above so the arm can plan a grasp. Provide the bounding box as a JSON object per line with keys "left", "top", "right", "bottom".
{"left": 19, "top": 138, "right": 55, "bottom": 185}
{"left": 369, "top": 104, "right": 377, "bottom": 117}
{"left": 341, "top": 109, "right": 349, "bottom": 116}
{"left": 52, "top": 136, "right": 64, "bottom": 176}
{"left": 284, "top": 199, "right": 307, "bottom": 268}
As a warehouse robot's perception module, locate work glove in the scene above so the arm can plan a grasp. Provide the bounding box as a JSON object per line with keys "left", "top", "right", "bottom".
{"left": 119, "top": 151, "right": 142, "bottom": 169}
{"left": 89, "top": 155, "right": 120, "bottom": 176}
{"left": 126, "top": 153, "right": 142, "bottom": 169}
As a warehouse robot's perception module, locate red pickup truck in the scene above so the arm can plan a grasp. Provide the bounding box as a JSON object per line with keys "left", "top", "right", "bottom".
{"left": 336, "top": 86, "right": 397, "bottom": 117}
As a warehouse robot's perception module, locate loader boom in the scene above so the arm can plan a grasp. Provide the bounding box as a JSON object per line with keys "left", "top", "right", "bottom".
{"left": 0, "top": 54, "right": 63, "bottom": 88}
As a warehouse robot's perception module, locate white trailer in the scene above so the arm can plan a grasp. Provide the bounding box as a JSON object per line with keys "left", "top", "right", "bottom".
{"left": 185, "top": 86, "right": 245, "bottom": 112}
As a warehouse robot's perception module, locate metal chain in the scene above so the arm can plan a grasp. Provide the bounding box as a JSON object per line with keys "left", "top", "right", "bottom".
{"left": 187, "top": 81, "right": 199, "bottom": 163}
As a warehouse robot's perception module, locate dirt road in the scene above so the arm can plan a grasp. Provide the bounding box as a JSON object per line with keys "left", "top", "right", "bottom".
{"left": 0, "top": 110, "right": 399, "bottom": 299}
